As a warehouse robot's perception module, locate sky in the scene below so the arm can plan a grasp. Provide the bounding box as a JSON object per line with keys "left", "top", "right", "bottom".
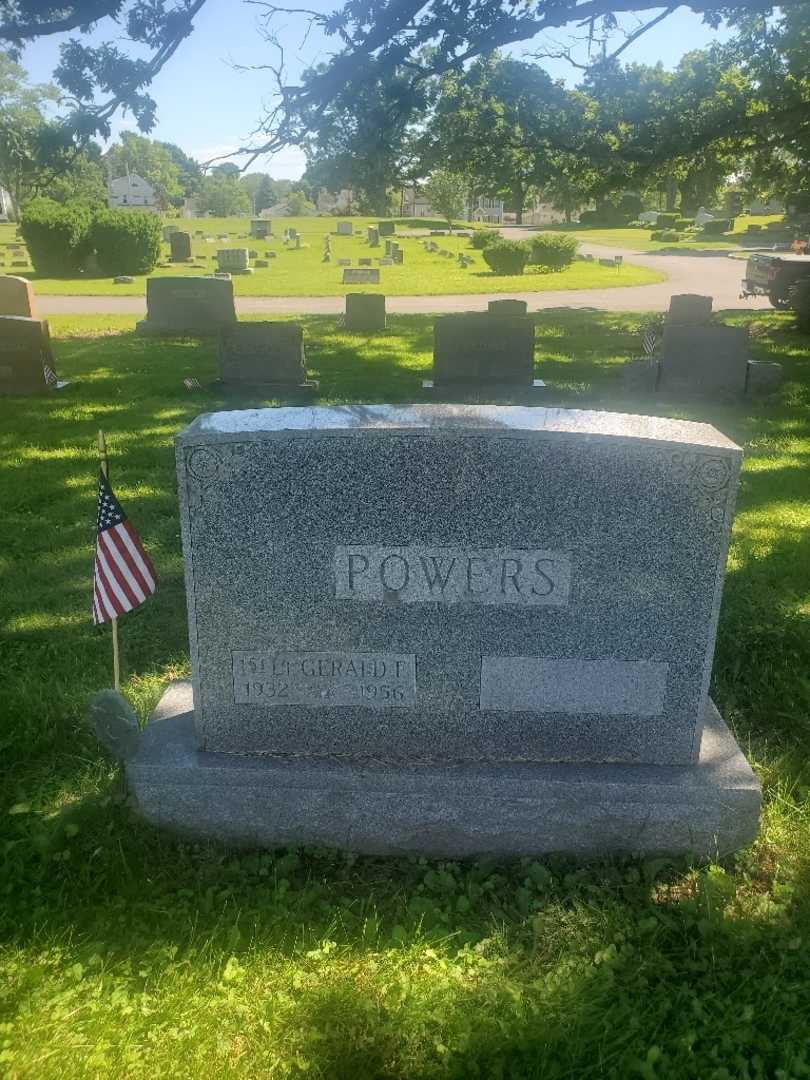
{"left": 17, "top": 1, "right": 733, "bottom": 180}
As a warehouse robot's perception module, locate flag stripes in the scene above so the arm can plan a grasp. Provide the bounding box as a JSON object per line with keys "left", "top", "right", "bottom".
{"left": 92, "top": 470, "right": 157, "bottom": 625}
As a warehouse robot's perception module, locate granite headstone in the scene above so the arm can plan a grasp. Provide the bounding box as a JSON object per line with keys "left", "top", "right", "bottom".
{"left": 345, "top": 293, "right": 386, "bottom": 332}
{"left": 0, "top": 274, "right": 37, "bottom": 318}
{"left": 218, "top": 322, "right": 316, "bottom": 392}
{"left": 343, "top": 268, "right": 381, "bottom": 285}
{"left": 136, "top": 276, "right": 237, "bottom": 335}
{"left": 116, "top": 404, "right": 760, "bottom": 857}
{"left": 170, "top": 232, "right": 192, "bottom": 262}
{"left": 429, "top": 313, "right": 535, "bottom": 388}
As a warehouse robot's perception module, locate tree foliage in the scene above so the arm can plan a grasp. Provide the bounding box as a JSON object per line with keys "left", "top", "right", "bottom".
{"left": 196, "top": 171, "right": 251, "bottom": 216}
{"left": 423, "top": 168, "right": 467, "bottom": 228}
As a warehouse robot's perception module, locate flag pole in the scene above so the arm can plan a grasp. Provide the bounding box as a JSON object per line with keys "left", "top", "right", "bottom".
{"left": 97, "top": 429, "right": 120, "bottom": 690}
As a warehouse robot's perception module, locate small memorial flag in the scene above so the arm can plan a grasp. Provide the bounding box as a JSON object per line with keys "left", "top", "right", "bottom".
{"left": 92, "top": 470, "right": 157, "bottom": 625}
{"left": 642, "top": 327, "right": 658, "bottom": 355}
{"left": 43, "top": 362, "right": 58, "bottom": 388}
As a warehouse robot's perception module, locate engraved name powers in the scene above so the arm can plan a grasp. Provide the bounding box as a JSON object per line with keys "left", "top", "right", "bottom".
{"left": 334, "top": 545, "right": 571, "bottom": 605}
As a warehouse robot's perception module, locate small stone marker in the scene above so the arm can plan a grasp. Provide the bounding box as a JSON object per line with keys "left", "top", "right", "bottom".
{"left": 384, "top": 240, "right": 393, "bottom": 255}
{"left": 427, "top": 313, "right": 538, "bottom": 391}
{"left": 367, "top": 227, "right": 379, "bottom": 246}
{"left": 378, "top": 221, "right": 395, "bottom": 236}
{"left": 343, "top": 268, "right": 381, "bottom": 285}
{"left": 119, "top": 404, "right": 760, "bottom": 858}
{"left": 359, "top": 258, "right": 372, "bottom": 267}
{"left": 345, "top": 293, "right": 386, "bottom": 332}
{"left": 598, "top": 257, "right": 614, "bottom": 267}
{"left": 219, "top": 322, "right": 317, "bottom": 393}
{"left": 255, "top": 259, "right": 269, "bottom": 268}
{"left": 0, "top": 275, "right": 37, "bottom": 318}
{"left": 0, "top": 316, "right": 65, "bottom": 394}
{"left": 136, "top": 276, "right": 237, "bottom": 335}
{"left": 170, "top": 232, "right": 192, "bottom": 261}
{"left": 667, "top": 294, "right": 713, "bottom": 325}
{"left": 379, "top": 257, "right": 394, "bottom": 266}
{"left": 336, "top": 221, "right": 353, "bottom": 236}
{"left": 337, "top": 258, "right": 352, "bottom": 267}
{"left": 251, "top": 219, "right": 270, "bottom": 239}
{"left": 217, "top": 249, "right": 252, "bottom": 274}
{"left": 114, "top": 275, "right": 135, "bottom": 284}
{"left": 488, "top": 299, "right": 528, "bottom": 315}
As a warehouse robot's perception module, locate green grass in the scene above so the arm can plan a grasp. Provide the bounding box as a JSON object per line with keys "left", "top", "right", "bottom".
{"left": 2, "top": 310, "right": 810, "bottom": 1077}
{"left": 545, "top": 215, "right": 788, "bottom": 253}
{"left": 0, "top": 216, "right": 663, "bottom": 296}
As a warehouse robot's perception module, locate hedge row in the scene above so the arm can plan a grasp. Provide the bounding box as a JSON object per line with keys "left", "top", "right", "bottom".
{"left": 20, "top": 199, "right": 162, "bottom": 277}
{"left": 481, "top": 234, "right": 579, "bottom": 275}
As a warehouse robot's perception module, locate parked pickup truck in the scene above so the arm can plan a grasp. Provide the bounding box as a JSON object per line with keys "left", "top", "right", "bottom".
{"left": 741, "top": 252, "right": 810, "bottom": 308}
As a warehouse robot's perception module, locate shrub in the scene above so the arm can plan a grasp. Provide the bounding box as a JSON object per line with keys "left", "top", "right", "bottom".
{"left": 470, "top": 230, "right": 498, "bottom": 249}
{"left": 702, "top": 218, "right": 734, "bottom": 235}
{"left": 482, "top": 238, "right": 531, "bottom": 275}
{"left": 577, "top": 210, "right": 599, "bottom": 226}
{"left": 528, "top": 232, "right": 578, "bottom": 270}
{"left": 20, "top": 197, "right": 93, "bottom": 275}
{"left": 650, "top": 230, "right": 681, "bottom": 241}
{"left": 655, "top": 212, "right": 679, "bottom": 229}
{"left": 793, "top": 279, "right": 810, "bottom": 331}
{"left": 675, "top": 217, "right": 694, "bottom": 229}
{"left": 91, "top": 209, "right": 162, "bottom": 276}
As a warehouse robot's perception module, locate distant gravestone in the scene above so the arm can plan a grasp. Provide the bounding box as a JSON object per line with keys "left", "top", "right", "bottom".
{"left": 427, "top": 313, "right": 538, "bottom": 390}
{"left": 367, "top": 227, "right": 379, "bottom": 246}
{"left": 359, "top": 257, "right": 372, "bottom": 267}
{"left": 668, "top": 294, "right": 713, "bottom": 325}
{"left": 336, "top": 221, "right": 353, "bottom": 236}
{"left": 255, "top": 259, "right": 269, "bottom": 268}
{"left": 658, "top": 325, "right": 752, "bottom": 399}
{"left": 136, "top": 276, "right": 237, "bottom": 335}
{"left": 251, "top": 219, "right": 270, "bottom": 239}
{"left": 170, "top": 232, "right": 192, "bottom": 262}
{"left": 343, "top": 268, "right": 381, "bottom": 285}
{"left": 379, "top": 257, "right": 394, "bottom": 266}
{"left": 219, "top": 322, "right": 317, "bottom": 393}
{"left": 345, "top": 293, "right": 386, "bottom": 332}
{"left": 337, "top": 258, "right": 351, "bottom": 267}
{"left": 384, "top": 239, "right": 393, "bottom": 255}
{"left": 0, "top": 316, "right": 65, "bottom": 394}
{"left": 488, "top": 299, "right": 528, "bottom": 316}
{"left": 217, "top": 249, "right": 252, "bottom": 274}
{"left": 393, "top": 250, "right": 404, "bottom": 264}
{"left": 0, "top": 275, "right": 37, "bottom": 318}
{"left": 163, "top": 225, "right": 179, "bottom": 241}
{"left": 378, "top": 222, "right": 395, "bottom": 237}
{"left": 695, "top": 207, "right": 715, "bottom": 226}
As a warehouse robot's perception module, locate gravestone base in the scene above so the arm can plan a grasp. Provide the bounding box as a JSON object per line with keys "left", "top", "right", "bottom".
{"left": 422, "top": 378, "right": 546, "bottom": 395}
{"left": 219, "top": 378, "right": 319, "bottom": 397}
{"left": 124, "top": 682, "right": 759, "bottom": 858}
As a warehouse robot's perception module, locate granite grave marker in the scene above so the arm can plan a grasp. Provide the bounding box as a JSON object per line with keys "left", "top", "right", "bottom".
{"left": 112, "top": 404, "right": 760, "bottom": 857}
{"left": 136, "top": 276, "right": 237, "bottom": 335}
{"left": 219, "top": 322, "right": 317, "bottom": 393}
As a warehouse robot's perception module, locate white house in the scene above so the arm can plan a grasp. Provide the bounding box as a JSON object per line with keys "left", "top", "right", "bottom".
{"left": 107, "top": 172, "right": 159, "bottom": 210}
{"left": 317, "top": 188, "right": 355, "bottom": 213}
{"left": 400, "top": 187, "right": 505, "bottom": 223}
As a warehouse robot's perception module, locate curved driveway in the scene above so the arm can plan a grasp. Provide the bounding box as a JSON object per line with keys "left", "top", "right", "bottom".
{"left": 37, "top": 238, "right": 770, "bottom": 317}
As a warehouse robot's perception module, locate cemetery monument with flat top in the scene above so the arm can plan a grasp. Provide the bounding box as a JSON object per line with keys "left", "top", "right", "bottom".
{"left": 424, "top": 312, "right": 543, "bottom": 393}
{"left": 218, "top": 322, "right": 317, "bottom": 394}
{"left": 105, "top": 404, "right": 760, "bottom": 857}
{"left": 136, "top": 276, "right": 237, "bottom": 336}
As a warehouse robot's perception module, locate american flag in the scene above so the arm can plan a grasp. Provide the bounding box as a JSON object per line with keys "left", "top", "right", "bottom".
{"left": 43, "top": 363, "right": 58, "bottom": 388}
{"left": 92, "top": 470, "right": 157, "bottom": 625}
{"left": 642, "top": 327, "right": 658, "bottom": 355}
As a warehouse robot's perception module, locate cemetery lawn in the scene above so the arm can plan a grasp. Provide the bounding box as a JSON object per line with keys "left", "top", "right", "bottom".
{"left": 2, "top": 308, "right": 810, "bottom": 1077}
{"left": 547, "top": 214, "right": 788, "bottom": 252}
{"left": 0, "top": 217, "right": 663, "bottom": 296}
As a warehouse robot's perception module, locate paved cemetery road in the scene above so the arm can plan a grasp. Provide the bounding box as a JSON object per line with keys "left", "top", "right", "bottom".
{"left": 37, "top": 239, "right": 771, "bottom": 316}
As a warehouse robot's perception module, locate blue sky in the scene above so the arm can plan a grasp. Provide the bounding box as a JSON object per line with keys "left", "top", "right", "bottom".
{"left": 18, "top": 1, "right": 731, "bottom": 179}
